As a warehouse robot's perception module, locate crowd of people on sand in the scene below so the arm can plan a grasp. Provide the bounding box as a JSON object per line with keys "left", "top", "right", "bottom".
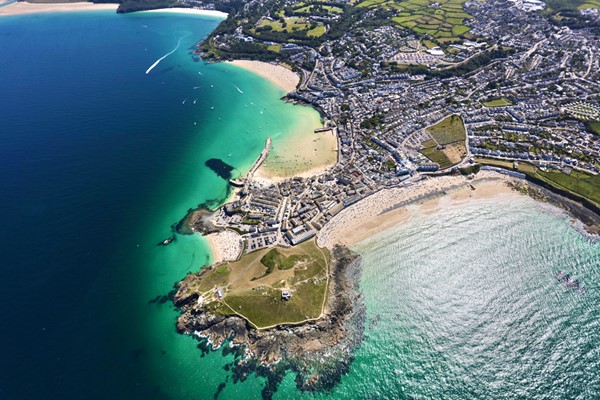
{"left": 317, "top": 171, "right": 512, "bottom": 249}
{"left": 206, "top": 230, "right": 243, "bottom": 264}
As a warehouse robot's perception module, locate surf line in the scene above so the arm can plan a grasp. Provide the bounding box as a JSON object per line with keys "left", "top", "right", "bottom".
{"left": 145, "top": 33, "right": 191, "bottom": 75}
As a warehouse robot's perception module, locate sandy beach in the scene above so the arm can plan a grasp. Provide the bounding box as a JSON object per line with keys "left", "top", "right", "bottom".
{"left": 143, "top": 8, "right": 227, "bottom": 18}
{"left": 205, "top": 229, "right": 243, "bottom": 264}
{"left": 0, "top": 1, "right": 118, "bottom": 16}
{"left": 317, "top": 172, "right": 523, "bottom": 249}
{"left": 228, "top": 60, "right": 300, "bottom": 94}
{"left": 255, "top": 127, "right": 338, "bottom": 183}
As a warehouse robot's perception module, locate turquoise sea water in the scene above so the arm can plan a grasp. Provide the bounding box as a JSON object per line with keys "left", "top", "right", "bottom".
{"left": 2, "top": 10, "right": 600, "bottom": 400}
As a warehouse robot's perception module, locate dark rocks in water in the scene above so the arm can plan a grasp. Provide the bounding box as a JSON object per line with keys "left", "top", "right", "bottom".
{"left": 157, "top": 236, "right": 175, "bottom": 246}
{"left": 556, "top": 271, "right": 586, "bottom": 292}
{"left": 206, "top": 158, "right": 236, "bottom": 181}
{"left": 214, "top": 382, "right": 227, "bottom": 400}
{"left": 174, "top": 245, "right": 366, "bottom": 400}
{"left": 175, "top": 196, "right": 231, "bottom": 235}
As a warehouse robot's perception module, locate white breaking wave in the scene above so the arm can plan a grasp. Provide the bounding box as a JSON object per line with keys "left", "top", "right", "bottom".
{"left": 234, "top": 85, "right": 244, "bottom": 94}
{"left": 145, "top": 33, "right": 190, "bottom": 75}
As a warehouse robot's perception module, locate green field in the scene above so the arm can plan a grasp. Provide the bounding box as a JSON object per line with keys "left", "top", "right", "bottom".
{"left": 578, "top": 0, "right": 600, "bottom": 9}
{"left": 428, "top": 114, "right": 466, "bottom": 145}
{"left": 254, "top": 16, "right": 326, "bottom": 38}
{"left": 476, "top": 157, "right": 600, "bottom": 207}
{"left": 483, "top": 98, "right": 513, "bottom": 107}
{"left": 586, "top": 121, "right": 600, "bottom": 135}
{"left": 295, "top": 4, "right": 343, "bottom": 14}
{"left": 256, "top": 17, "right": 309, "bottom": 32}
{"left": 267, "top": 44, "right": 281, "bottom": 53}
{"left": 358, "top": 0, "right": 472, "bottom": 41}
{"left": 420, "top": 146, "right": 453, "bottom": 168}
{"left": 419, "top": 115, "right": 467, "bottom": 169}
{"left": 308, "top": 24, "right": 327, "bottom": 37}
{"left": 537, "top": 169, "right": 600, "bottom": 206}
{"left": 186, "top": 240, "right": 330, "bottom": 329}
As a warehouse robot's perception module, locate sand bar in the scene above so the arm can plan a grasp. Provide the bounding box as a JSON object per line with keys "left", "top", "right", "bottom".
{"left": 143, "top": 8, "right": 227, "bottom": 18}
{"left": 205, "top": 229, "right": 243, "bottom": 265}
{"left": 0, "top": 1, "right": 118, "bottom": 16}
{"left": 317, "top": 172, "right": 523, "bottom": 249}
{"left": 228, "top": 60, "right": 300, "bottom": 94}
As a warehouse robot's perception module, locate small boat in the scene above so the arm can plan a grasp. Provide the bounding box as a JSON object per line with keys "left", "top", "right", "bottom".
{"left": 157, "top": 236, "right": 175, "bottom": 246}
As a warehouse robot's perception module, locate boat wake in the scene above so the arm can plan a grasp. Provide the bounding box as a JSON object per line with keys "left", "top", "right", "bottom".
{"left": 234, "top": 85, "right": 244, "bottom": 94}
{"left": 145, "top": 32, "right": 191, "bottom": 75}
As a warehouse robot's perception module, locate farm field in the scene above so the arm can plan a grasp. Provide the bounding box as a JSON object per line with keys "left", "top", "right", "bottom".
{"left": 357, "top": 0, "right": 472, "bottom": 41}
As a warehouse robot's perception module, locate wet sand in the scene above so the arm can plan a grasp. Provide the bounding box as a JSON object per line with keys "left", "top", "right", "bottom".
{"left": 254, "top": 127, "right": 338, "bottom": 183}
{"left": 317, "top": 172, "right": 522, "bottom": 249}
{"left": 228, "top": 60, "right": 300, "bottom": 94}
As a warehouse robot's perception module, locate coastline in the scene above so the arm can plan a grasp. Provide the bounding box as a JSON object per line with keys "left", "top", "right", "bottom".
{"left": 225, "top": 60, "right": 337, "bottom": 184}
{"left": 0, "top": 1, "right": 118, "bottom": 16}
{"left": 254, "top": 124, "right": 338, "bottom": 184}
{"left": 317, "top": 172, "right": 525, "bottom": 249}
{"left": 227, "top": 60, "right": 300, "bottom": 94}
{"left": 143, "top": 8, "right": 228, "bottom": 18}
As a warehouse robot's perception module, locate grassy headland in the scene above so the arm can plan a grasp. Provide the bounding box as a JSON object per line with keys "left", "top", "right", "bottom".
{"left": 179, "top": 239, "right": 330, "bottom": 329}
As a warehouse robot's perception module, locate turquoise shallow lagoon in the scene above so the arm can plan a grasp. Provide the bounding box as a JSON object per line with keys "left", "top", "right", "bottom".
{"left": 1, "top": 9, "right": 600, "bottom": 400}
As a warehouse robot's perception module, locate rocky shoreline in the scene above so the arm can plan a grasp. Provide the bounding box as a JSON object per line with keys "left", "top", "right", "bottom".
{"left": 507, "top": 180, "right": 600, "bottom": 234}
{"left": 174, "top": 246, "right": 365, "bottom": 399}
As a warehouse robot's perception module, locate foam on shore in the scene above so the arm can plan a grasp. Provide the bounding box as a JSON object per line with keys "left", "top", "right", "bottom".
{"left": 317, "top": 172, "right": 523, "bottom": 249}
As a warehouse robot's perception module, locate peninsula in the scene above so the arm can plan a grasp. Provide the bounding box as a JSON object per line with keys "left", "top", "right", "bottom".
{"left": 168, "top": 0, "right": 600, "bottom": 395}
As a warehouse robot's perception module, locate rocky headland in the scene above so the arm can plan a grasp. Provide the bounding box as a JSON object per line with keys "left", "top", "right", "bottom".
{"left": 174, "top": 246, "right": 365, "bottom": 399}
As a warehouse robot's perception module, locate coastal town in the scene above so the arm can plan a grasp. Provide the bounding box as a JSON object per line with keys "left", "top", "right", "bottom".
{"left": 154, "top": 0, "right": 600, "bottom": 395}
{"left": 2, "top": 2, "right": 600, "bottom": 399}
{"left": 174, "top": 0, "right": 600, "bottom": 259}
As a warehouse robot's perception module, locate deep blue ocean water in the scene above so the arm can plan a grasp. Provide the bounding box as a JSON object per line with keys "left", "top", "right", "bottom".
{"left": 2, "top": 10, "right": 600, "bottom": 400}
{"left": 0, "top": 10, "right": 309, "bottom": 399}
